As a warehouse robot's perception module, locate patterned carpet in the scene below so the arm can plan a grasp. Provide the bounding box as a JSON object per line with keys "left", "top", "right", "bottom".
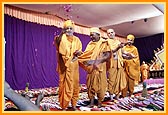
{"left": 4, "top": 78, "right": 164, "bottom": 111}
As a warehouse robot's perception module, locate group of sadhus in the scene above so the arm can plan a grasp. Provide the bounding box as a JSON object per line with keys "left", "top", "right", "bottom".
{"left": 53, "top": 20, "right": 141, "bottom": 111}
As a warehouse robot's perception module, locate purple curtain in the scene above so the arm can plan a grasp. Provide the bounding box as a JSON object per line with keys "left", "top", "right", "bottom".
{"left": 134, "top": 33, "right": 164, "bottom": 64}
{"left": 4, "top": 14, "right": 164, "bottom": 90}
{"left": 4, "top": 14, "right": 90, "bottom": 90}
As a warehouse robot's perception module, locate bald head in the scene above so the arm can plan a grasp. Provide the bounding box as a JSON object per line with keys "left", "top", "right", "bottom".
{"left": 107, "top": 29, "right": 115, "bottom": 39}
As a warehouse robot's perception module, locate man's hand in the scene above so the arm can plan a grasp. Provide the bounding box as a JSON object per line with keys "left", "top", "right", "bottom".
{"left": 61, "top": 28, "right": 66, "bottom": 34}
{"left": 73, "top": 50, "right": 83, "bottom": 57}
{"left": 71, "top": 50, "right": 83, "bottom": 62}
{"left": 122, "top": 51, "right": 136, "bottom": 59}
{"left": 118, "top": 43, "right": 125, "bottom": 48}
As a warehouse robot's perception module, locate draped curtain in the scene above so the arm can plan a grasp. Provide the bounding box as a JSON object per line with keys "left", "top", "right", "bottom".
{"left": 4, "top": 5, "right": 106, "bottom": 38}
{"left": 4, "top": 14, "right": 164, "bottom": 90}
{"left": 134, "top": 33, "right": 164, "bottom": 64}
{"left": 4, "top": 14, "right": 90, "bottom": 90}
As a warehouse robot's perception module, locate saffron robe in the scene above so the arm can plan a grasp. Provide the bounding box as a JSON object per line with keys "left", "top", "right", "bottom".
{"left": 107, "top": 38, "right": 126, "bottom": 95}
{"left": 56, "top": 34, "right": 82, "bottom": 109}
{"left": 78, "top": 38, "right": 108, "bottom": 101}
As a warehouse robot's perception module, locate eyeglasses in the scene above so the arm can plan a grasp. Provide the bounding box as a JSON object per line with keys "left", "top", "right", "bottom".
{"left": 107, "top": 32, "right": 114, "bottom": 34}
{"left": 65, "top": 27, "right": 73, "bottom": 30}
{"left": 127, "top": 39, "right": 133, "bottom": 41}
{"left": 90, "top": 32, "right": 100, "bottom": 36}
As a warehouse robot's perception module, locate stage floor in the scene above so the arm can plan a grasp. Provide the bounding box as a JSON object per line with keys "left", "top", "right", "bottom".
{"left": 4, "top": 78, "right": 164, "bottom": 111}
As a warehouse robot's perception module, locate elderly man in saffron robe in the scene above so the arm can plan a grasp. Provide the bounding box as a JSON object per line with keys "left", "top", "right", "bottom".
{"left": 106, "top": 29, "right": 127, "bottom": 100}
{"left": 78, "top": 27, "right": 109, "bottom": 108}
{"left": 54, "top": 20, "right": 82, "bottom": 111}
{"left": 122, "top": 34, "right": 140, "bottom": 97}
